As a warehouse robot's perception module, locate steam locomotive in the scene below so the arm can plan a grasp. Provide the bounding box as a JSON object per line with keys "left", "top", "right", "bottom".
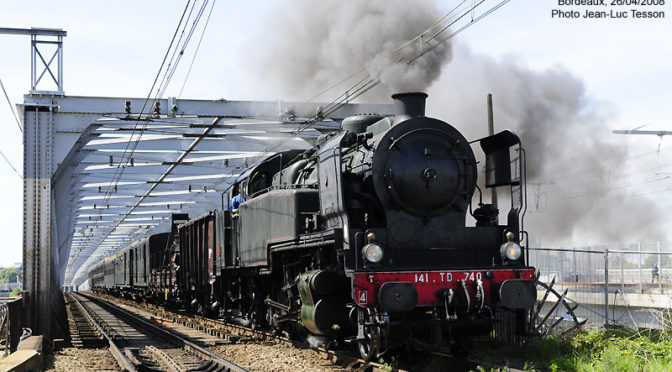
{"left": 89, "top": 92, "right": 537, "bottom": 359}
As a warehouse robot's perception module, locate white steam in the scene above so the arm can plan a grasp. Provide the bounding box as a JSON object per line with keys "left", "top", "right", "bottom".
{"left": 306, "top": 335, "right": 327, "bottom": 348}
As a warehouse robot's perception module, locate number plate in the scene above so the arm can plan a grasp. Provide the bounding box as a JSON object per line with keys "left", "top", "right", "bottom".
{"left": 412, "top": 271, "right": 483, "bottom": 284}
{"left": 353, "top": 268, "right": 535, "bottom": 307}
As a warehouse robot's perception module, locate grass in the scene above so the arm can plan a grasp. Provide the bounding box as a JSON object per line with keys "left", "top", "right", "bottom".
{"left": 478, "top": 326, "right": 672, "bottom": 372}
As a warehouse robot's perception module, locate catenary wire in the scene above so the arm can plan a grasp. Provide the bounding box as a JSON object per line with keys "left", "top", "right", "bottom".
{"left": 215, "top": 0, "right": 510, "bottom": 193}
{"left": 88, "top": 1, "right": 195, "bottom": 239}
{"left": 306, "top": 0, "right": 477, "bottom": 102}
{"left": 0, "top": 149, "right": 22, "bottom": 179}
{"left": 83, "top": 0, "right": 510, "bottom": 265}
{"left": 0, "top": 78, "right": 23, "bottom": 133}
{"left": 179, "top": 0, "right": 217, "bottom": 99}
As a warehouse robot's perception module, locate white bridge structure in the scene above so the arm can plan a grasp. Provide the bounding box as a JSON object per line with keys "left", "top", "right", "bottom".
{"left": 6, "top": 27, "right": 393, "bottom": 338}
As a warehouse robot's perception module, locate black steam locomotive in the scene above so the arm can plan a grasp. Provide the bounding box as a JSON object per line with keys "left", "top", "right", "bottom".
{"left": 89, "top": 92, "right": 537, "bottom": 359}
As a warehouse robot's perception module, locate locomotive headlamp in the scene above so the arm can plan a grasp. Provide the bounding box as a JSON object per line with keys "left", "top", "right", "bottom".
{"left": 505, "top": 231, "right": 516, "bottom": 242}
{"left": 363, "top": 243, "right": 384, "bottom": 263}
{"left": 500, "top": 241, "right": 522, "bottom": 261}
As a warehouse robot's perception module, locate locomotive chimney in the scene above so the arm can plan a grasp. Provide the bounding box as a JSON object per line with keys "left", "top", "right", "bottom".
{"left": 391, "top": 92, "right": 428, "bottom": 124}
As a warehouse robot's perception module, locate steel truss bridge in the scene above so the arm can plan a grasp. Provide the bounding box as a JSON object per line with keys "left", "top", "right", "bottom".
{"left": 7, "top": 27, "right": 392, "bottom": 338}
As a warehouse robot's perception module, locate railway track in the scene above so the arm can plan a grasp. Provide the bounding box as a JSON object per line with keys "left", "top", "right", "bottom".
{"left": 86, "top": 292, "right": 526, "bottom": 371}
{"left": 68, "top": 292, "right": 246, "bottom": 372}
{"left": 89, "top": 292, "right": 409, "bottom": 371}
{"left": 64, "top": 292, "right": 107, "bottom": 348}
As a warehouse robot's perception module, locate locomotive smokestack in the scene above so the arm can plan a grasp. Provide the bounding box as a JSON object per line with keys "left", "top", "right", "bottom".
{"left": 391, "top": 92, "right": 428, "bottom": 124}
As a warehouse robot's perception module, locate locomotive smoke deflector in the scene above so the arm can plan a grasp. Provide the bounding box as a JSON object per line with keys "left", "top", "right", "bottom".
{"left": 479, "top": 130, "right": 522, "bottom": 188}
{"left": 391, "top": 92, "right": 428, "bottom": 124}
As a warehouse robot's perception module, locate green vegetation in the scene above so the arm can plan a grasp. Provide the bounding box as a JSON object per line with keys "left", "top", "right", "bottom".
{"left": 378, "top": 356, "right": 398, "bottom": 372}
{"left": 480, "top": 327, "right": 672, "bottom": 372}
{"left": 0, "top": 267, "right": 19, "bottom": 283}
{"left": 9, "top": 287, "right": 21, "bottom": 297}
{"left": 645, "top": 254, "right": 670, "bottom": 268}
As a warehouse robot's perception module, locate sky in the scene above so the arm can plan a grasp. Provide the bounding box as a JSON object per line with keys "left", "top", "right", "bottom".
{"left": 0, "top": 0, "right": 671, "bottom": 267}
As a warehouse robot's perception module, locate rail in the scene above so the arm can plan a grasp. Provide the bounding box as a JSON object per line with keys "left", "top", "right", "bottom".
{"left": 77, "top": 292, "right": 248, "bottom": 372}
{"left": 69, "top": 293, "right": 137, "bottom": 371}
{"left": 92, "top": 292, "right": 407, "bottom": 371}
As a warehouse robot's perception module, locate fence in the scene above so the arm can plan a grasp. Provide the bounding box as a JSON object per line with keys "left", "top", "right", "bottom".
{"left": 529, "top": 242, "right": 672, "bottom": 330}
{"left": 0, "top": 298, "right": 23, "bottom": 356}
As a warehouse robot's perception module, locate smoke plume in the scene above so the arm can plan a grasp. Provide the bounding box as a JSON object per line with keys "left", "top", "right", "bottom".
{"left": 247, "top": 1, "right": 668, "bottom": 247}
{"left": 248, "top": 0, "right": 451, "bottom": 101}
{"left": 428, "top": 45, "right": 667, "bottom": 246}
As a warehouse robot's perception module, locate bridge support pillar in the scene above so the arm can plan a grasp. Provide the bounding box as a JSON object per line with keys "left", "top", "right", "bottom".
{"left": 22, "top": 97, "right": 65, "bottom": 339}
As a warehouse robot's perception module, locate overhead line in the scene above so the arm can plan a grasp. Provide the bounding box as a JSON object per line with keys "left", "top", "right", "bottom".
{"left": 85, "top": 0, "right": 216, "bottom": 267}
{"left": 424, "top": 0, "right": 486, "bottom": 43}
{"left": 0, "top": 149, "right": 22, "bottom": 179}
{"left": 86, "top": 0, "right": 196, "bottom": 257}
{"left": 306, "top": 0, "right": 480, "bottom": 102}
{"left": 101, "top": 0, "right": 208, "bottom": 213}
{"left": 410, "top": 0, "right": 511, "bottom": 61}
{"left": 158, "top": 0, "right": 211, "bottom": 98}
{"left": 318, "top": 0, "right": 505, "bottom": 117}
{"left": 392, "top": 0, "right": 470, "bottom": 52}
{"left": 547, "top": 175, "right": 672, "bottom": 204}
{"left": 535, "top": 144, "right": 670, "bottom": 185}
{"left": 544, "top": 184, "right": 672, "bottom": 209}
{"left": 221, "top": 0, "right": 510, "bottom": 193}
{"left": 0, "top": 78, "right": 23, "bottom": 133}
{"left": 158, "top": 1, "right": 199, "bottom": 97}
{"left": 80, "top": 0, "right": 510, "bottom": 269}
{"left": 96, "top": 117, "right": 224, "bottom": 252}
{"left": 178, "top": 0, "right": 216, "bottom": 99}
{"left": 101, "top": 0, "right": 193, "bottom": 199}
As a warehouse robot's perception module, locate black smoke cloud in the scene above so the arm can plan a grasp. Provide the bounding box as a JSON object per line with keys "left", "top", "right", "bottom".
{"left": 428, "top": 45, "right": 666, "bottom": 245}
{"left": 245, "top": 1, "right": 667, "bottom": 246}
{"left": 247, "top": 0, "right": 451, "bottom": 101}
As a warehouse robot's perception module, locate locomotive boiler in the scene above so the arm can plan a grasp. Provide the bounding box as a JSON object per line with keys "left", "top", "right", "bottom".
{"left": 90, "top": 92, "right": 537, "bottom": 359}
